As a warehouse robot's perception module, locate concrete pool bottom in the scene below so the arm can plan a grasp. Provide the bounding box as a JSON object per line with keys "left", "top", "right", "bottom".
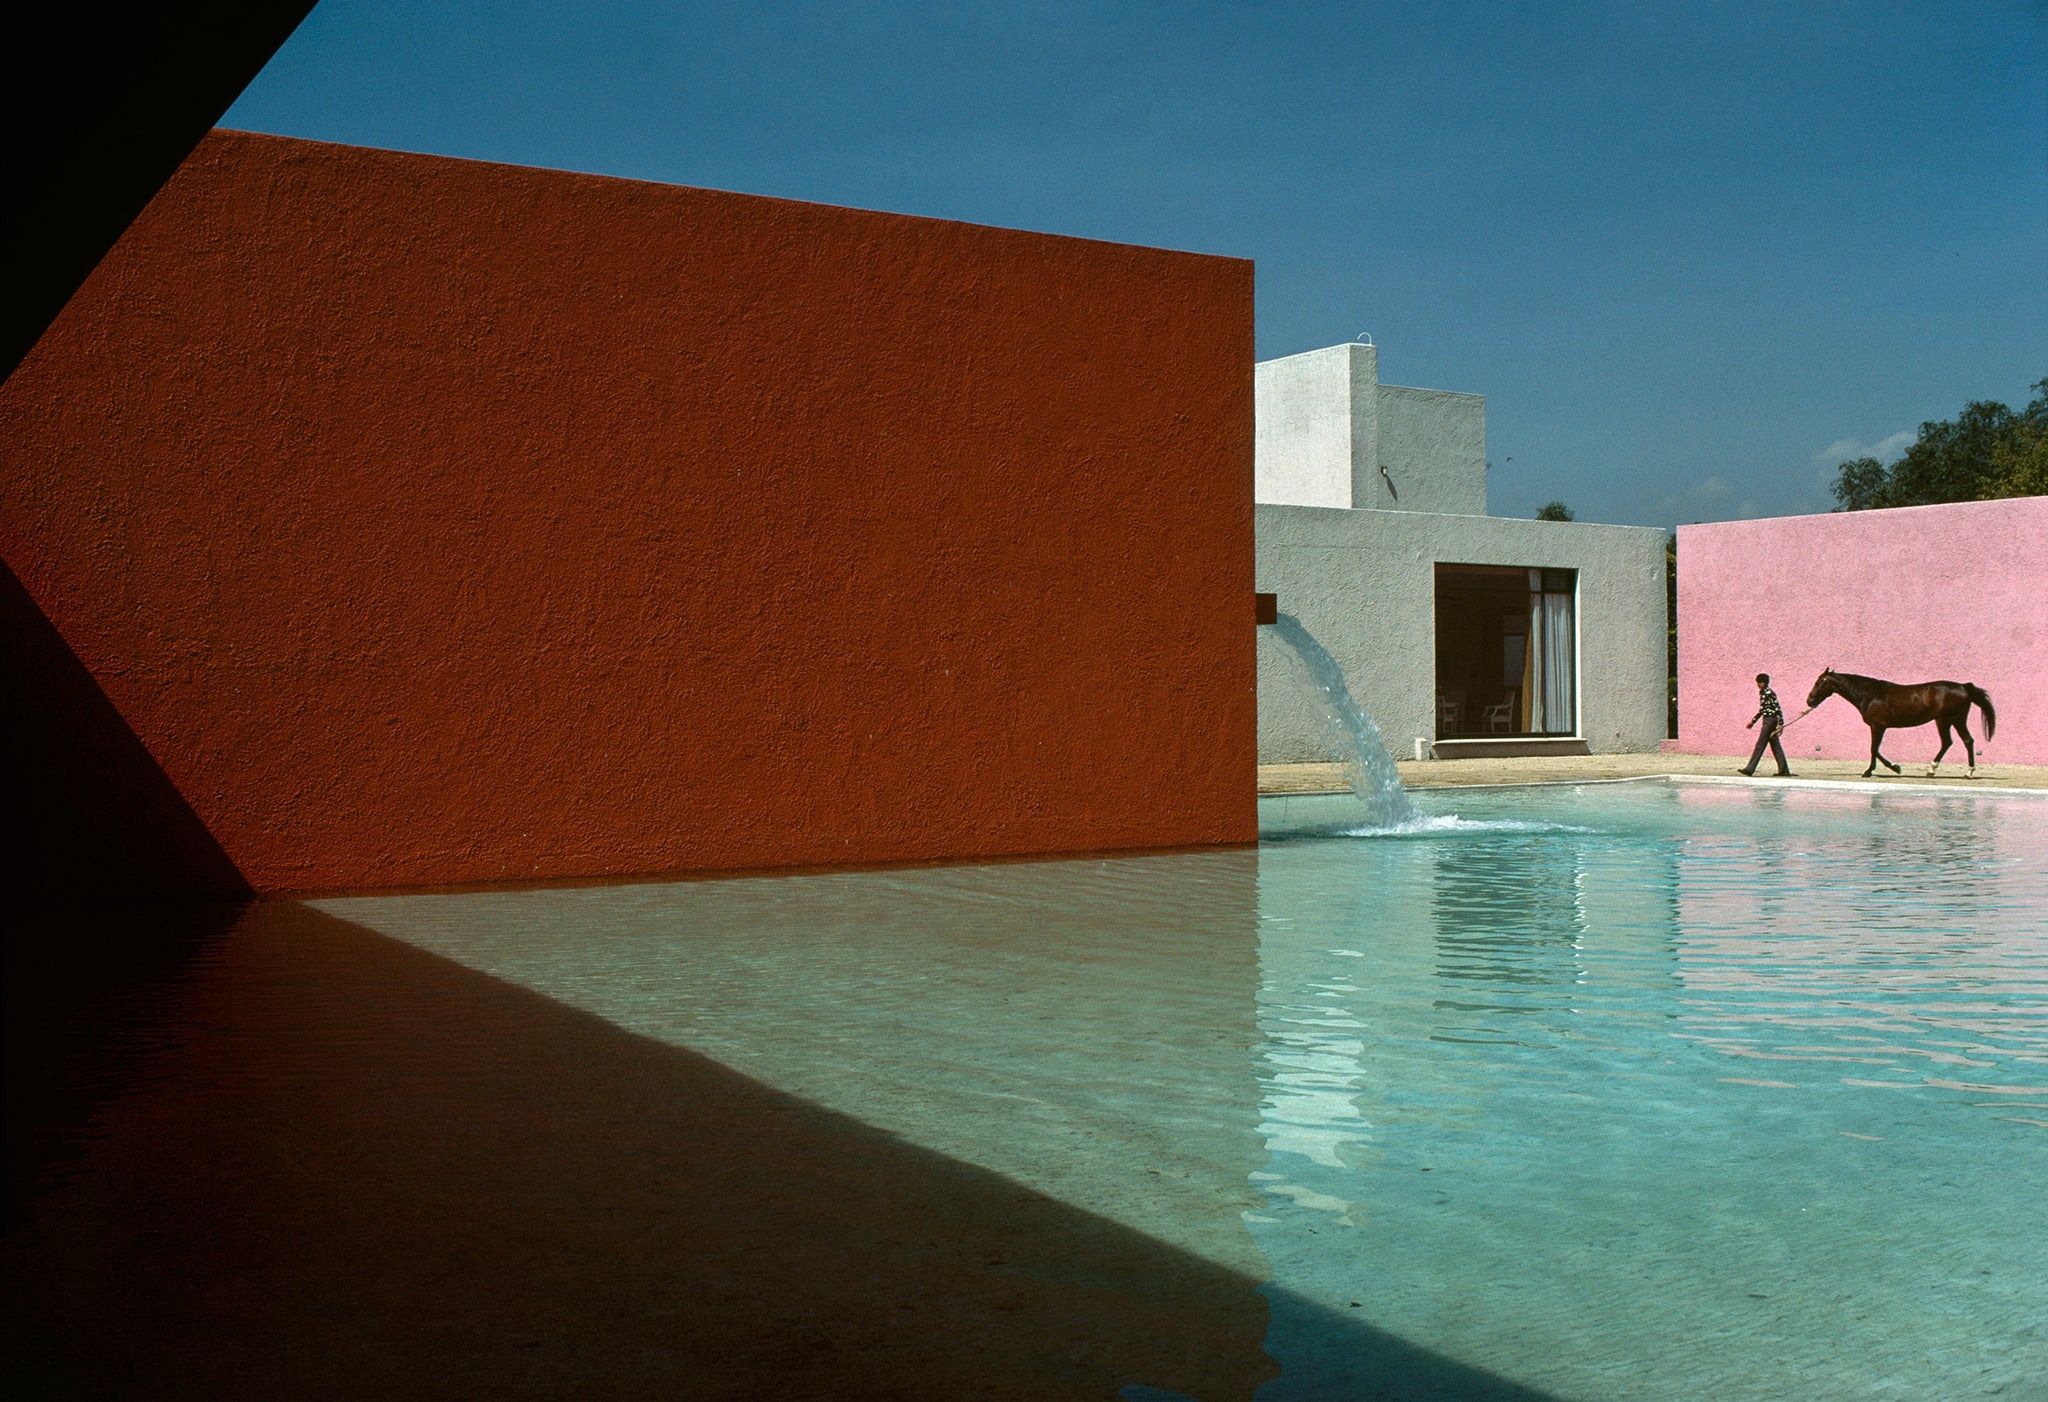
{"left": 10, "top": 865, "right": 1545, "bottom": 1401}
{"left": 4, "top": 891, "right": 1273, "bottom": 1400}
{"left": 8, "top": 784, "right": 2045, "bottom": 1399}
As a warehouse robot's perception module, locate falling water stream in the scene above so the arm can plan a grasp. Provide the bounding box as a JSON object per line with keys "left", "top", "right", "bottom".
{"left": 1265, "top": 613, "right": 1416, "bottom": 827}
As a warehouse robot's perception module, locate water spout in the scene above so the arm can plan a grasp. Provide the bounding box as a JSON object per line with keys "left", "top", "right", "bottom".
{"left": 1266, "top": 613, "right": 1416, "bottom": 827}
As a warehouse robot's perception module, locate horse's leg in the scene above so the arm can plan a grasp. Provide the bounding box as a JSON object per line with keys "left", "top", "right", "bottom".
{"left": 1927, "top": 720, "right": 1953, "bottom": 778}
{"left": 1958, "top": 718, "right": 1976, "bottom": 778}
{"left": 1867, "top": 725, "right": 1900, "bottom": 777}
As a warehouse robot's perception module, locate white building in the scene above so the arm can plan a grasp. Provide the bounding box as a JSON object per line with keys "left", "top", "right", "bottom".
{"left": 1256, "top": 343, "right": 1668, "bottom": 761}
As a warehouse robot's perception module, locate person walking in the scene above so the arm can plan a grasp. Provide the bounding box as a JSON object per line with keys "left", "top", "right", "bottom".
{"left": 1740, "top": 672, "right": 1794, "bottom": 777}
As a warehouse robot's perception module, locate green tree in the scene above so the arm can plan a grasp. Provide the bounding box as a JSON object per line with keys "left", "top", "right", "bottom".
{"left": 1984, "top": 402, "right": 2048, "bottom": 498}
{"left": 1534, "top": 500, "right": 1575, "bottom": 521}
{"left": 1831, "top": 378, "right": 2048, "bottom": 509}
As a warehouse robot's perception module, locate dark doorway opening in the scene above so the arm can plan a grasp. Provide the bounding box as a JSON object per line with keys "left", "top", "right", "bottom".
{"left": 1433, "top": 565, "right": 1577, "bottom": 738}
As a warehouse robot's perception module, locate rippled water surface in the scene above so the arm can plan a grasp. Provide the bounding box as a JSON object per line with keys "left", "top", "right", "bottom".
{"left": 1253, "top": 782, "right": 2048, "bottom": 1400}
{"left": 10, "top": 781, "right": 2045, "bottom": 1399}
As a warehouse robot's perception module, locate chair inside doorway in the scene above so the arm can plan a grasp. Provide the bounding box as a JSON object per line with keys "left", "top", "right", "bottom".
{"left": 1433, "top": 564, "right": 1577, "bottom": 737}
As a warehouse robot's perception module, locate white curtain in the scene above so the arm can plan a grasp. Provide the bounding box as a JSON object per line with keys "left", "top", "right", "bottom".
{"left": 1541, "top": 590, "right": 1574, "bottom": 734}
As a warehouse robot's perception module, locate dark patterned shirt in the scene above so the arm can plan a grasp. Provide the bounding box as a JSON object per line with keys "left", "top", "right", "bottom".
{"left": 1752, "top": 685, "right": 1784, "bottom": 730}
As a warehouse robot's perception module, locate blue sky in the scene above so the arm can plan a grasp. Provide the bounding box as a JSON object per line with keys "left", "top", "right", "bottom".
{"left": 224, "top": 0, "right": 2047, "bottom": 527}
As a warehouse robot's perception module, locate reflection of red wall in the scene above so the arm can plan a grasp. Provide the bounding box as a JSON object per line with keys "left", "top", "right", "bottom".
{"left": 2, "top": 130, "right": 1256, "bottom": 895}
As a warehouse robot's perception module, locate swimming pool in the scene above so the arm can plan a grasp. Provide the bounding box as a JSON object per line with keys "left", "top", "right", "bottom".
{"left": 9, "top": 780, "right": 2044, "bottom": 1398}
{"left": 1252, "top": 781, "right": 2047, "bottom": 1399}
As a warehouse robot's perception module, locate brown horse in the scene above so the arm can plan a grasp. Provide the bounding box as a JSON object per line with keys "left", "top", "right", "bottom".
{"left": 1806, "top": 668, "right": 1997, "bottom": 778}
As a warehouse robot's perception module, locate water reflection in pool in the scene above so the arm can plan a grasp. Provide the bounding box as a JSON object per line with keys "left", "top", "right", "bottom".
{"left": 1251, "top": 782, "right": 2047, "bottom": 1400}
{"left": 8, "top": 782, "right": 2044, "bottom": 1399}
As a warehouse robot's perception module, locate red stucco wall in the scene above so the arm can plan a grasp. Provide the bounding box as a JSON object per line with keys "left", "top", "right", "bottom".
{"left": 1, "top": 130, "right": 1256, "bottom": 895}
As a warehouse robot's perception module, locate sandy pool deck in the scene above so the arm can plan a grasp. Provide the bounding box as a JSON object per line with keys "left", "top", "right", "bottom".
{"left": 1260, "top": 751, "right": 2048, "bottom": 794}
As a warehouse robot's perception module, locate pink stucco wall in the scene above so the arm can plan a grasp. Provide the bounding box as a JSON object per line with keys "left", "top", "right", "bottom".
{"left": 1677, "top": 497, "right": 2048, "bottom": 767}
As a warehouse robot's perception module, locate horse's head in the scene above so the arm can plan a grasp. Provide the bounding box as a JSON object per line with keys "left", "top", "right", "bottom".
{"left": 1806, "top": 668, "right": 1835, "bottom": 708}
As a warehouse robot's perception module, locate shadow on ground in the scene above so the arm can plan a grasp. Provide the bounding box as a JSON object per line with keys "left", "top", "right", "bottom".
{"left": 4, "top": 900, "right": 1560, "bottom": 1401}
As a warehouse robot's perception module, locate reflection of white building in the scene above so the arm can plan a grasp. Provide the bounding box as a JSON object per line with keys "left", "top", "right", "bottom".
{"left": 1255, "top": 343, "right": 1668, "bottom": 761}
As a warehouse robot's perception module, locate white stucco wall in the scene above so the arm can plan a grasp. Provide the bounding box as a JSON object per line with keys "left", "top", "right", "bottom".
{"left": 1253, "top": 344, "right": 1375, "bottom": 509}
{"left": 1376, "top": 385, "right": 1486, "bottom": 515}
{"left": 1256, "top": 504, "right": 1669, "bottom": 762}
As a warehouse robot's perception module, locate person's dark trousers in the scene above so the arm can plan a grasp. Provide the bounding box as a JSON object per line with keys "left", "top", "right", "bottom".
{"left": 1741, "top": 726, "right": 1790, "bottom": 776}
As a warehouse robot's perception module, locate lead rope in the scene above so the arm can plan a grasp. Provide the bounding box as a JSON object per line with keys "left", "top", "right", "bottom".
{"left": 1775, "top": 705, "right": 1816, "bottom": 737}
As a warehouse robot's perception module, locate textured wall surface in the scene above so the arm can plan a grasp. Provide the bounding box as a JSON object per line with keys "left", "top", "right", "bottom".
{"left": 1257, "top": 506, "right": 1668, "bottom": 762}
{"left": 1677, "top": 499, "right": 2048, "bottom": 766}
{"left": 1375, "top": 386, "right": 1486, "bottom": 516}
{"left": 1252, "top": 344, "right": 1485, "bottom": 516}
{"left": 1, "top": 130, "right": 1257, "bottom": 895}
{"left": 1253, "top": 344, "right": 1372, "bottom": 510}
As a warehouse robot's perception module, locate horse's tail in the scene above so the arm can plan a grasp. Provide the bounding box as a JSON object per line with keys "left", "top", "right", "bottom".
{"left": 1967, "top": 684, "right": 1996, "bottom": 740}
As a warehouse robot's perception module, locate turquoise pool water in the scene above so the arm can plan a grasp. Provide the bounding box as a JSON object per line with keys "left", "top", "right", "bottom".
{"left": 1251, "top": 781, "right": 2048, "bottom": 1399}
{"left": 10, "top": 780, "right": 2045, "bottom": 1398}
